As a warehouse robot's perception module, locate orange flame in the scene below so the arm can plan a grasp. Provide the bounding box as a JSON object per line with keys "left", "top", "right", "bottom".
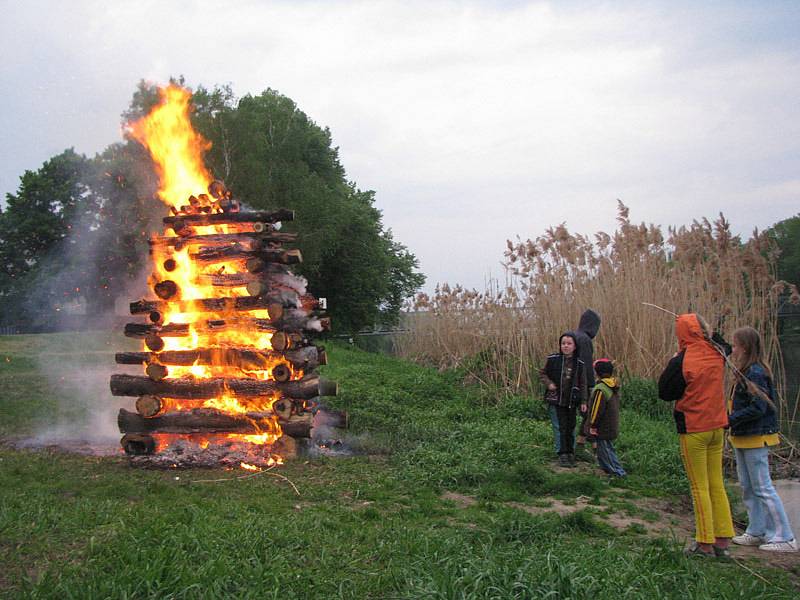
{"left": 128, "top": 85, "right": 213, "bottom": 211}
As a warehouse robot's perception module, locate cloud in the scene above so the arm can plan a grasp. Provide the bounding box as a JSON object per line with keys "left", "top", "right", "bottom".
{"left": 2, "top": 1, "right": 799, "bottom": 291}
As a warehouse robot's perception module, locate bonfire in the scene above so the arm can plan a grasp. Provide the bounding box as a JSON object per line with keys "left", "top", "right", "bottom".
{"left": 108, "top": 85, "right": 340, "bottom": 469}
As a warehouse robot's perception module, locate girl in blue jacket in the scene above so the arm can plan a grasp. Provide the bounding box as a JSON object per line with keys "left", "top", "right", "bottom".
{"left": 729, "top": 326, "right": 797, "bottom": 553}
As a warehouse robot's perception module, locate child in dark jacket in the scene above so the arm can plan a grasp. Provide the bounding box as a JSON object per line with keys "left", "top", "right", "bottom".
{"left": 540, "top": 332, "right": 587, "bottom": 467}
{"left": 585, "top": 359, "right": 625, "bottom": 477}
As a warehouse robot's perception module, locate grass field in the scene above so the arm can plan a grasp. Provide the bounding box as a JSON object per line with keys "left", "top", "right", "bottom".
{"left": 0, "top": 332, "right": 797, "bottom": 598}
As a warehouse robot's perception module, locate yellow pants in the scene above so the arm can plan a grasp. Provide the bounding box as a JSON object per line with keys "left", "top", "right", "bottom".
{"left": 679, "top": 428, "right": 735, "bottom": 544}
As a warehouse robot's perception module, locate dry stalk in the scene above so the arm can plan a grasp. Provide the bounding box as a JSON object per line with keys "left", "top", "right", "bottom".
{"left": 398, "top": 203, "right": 794, "bottom": 433}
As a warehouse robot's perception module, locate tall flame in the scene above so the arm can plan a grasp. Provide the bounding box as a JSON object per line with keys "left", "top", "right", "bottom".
{"left": 127, "top": 84, "right": 288, "bottom": 456}
{"left": 128, "top": 85, "right": 213, "bottom": 210}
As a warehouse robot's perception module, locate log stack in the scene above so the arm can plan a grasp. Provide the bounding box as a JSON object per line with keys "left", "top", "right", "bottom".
{"left": 110, "top": 181, "right": 337, "bottom": 459}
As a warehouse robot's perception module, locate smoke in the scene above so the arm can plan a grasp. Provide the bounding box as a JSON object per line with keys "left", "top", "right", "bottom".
{"left": 17, "top": 159, "right": 158, "bottom": 452}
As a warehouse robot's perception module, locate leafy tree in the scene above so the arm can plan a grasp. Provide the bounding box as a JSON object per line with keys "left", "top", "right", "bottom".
{"left": 0, "top": 149, "right": 101, "bottom": 325}
{"left": 188, "top": 84, "right": 425, "bottom": 332}
{"left": 767, "top": 213, "right": 800, "bottom": 287}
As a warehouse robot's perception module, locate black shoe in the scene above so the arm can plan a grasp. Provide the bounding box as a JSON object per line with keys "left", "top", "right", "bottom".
{"left": 558, "top": 455, "right": 570, "bottom": 467}
{"left": 684, "top": 542, "right": 714, "bottom": 558}
{"left": 568, "top": 454, "right": 577, "bottom": 467}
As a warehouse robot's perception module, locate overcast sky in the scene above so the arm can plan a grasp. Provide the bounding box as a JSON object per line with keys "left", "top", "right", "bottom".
{"left": 2, "top": 0, "right": 799, "bottom": 292}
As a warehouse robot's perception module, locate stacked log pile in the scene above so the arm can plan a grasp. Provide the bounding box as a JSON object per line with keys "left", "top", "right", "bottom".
{"left": 110, "top": 183, "right": 338, "bottom": 457}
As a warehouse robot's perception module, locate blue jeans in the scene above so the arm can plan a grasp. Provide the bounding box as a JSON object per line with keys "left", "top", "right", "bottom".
{"left": 734, "top": 446, "right": 795, "bottom": 543}
{"left": 596, "top": 439, "right": 626, "bottom": 477}
{"left": 548, "top": 404, "right": 561, "bottom": 454}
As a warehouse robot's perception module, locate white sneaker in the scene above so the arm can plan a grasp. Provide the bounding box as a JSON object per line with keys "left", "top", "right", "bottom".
{"left": 732, "top": 533, "right": 765, "bottom": 546}
{"left": 758, "top": 539, "right": 798, "bottom": 553}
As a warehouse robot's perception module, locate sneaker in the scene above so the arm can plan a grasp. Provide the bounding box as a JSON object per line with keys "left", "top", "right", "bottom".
{"left": 732, "top": 533, "right": 765, "bottom": 546}
{"left": 759, "top": 539, "right": 799, "bottom": 553}
{"left": 683, "top": 542, "right": 714, "bottom": 557}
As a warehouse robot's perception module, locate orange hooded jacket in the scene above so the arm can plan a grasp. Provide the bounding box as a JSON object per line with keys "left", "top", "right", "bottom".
{"left": 672, "top": 314, "right": 728, "bottom": 433}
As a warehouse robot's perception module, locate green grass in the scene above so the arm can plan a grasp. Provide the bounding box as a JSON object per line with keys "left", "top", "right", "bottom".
{"left": 0, "top": 333, "right": 797, "bottom": 598}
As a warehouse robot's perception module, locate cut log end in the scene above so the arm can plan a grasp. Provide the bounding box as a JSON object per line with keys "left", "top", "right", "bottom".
{"left": 145, "top": 335, "right": 165, "bottom": 352}
{"left": 136, "top": 395, "right": 163, "bottom": 418}
{"left": 154, "top": 280, "right": 179, "bottom": 300}
{"left": 145, "top": 363, "right": 169, "bottom": 381}
{"left": 121, "top": 433, "right": 156, "bottom": 456}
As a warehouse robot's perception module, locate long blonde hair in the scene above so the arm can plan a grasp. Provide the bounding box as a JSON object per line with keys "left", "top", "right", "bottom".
{"left": 732, "top": 326, "right": 773, "bottom": 381}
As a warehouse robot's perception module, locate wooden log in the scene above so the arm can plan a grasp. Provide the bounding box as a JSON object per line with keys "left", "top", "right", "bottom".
{"left": 115, "top": 346, "right": 323, "bottom": 372}
{"left": 145, "top": 334, "right": 165, "bottom": 352}
{"left": 136, "top": 395, "right": 163, "bottom": 418}
{"left": 191, "top": 246, "right": 301, "bottom": 265}
{"left": 110, "top": 373, "right": 336, "bottom": 400}
{"left": 121, "top": 433, "right": 156, "bottom": 455}
{"left": 118, "top": 408, "right": 279, "bottom": 434}
{"left": 196, "top": 272, "right": 253, "bottom": 288}
{"left": 130, "top": 295, "right": 290, "bottom": 317}
{"left": 280, "top": 413, "right": 313, "bottom": 438}
{"left": 118, "top": 408, "right": 313, "bottom": 438}
{"left": 123, "top": 312, "right": 321, "bottom": 341}
{"left": 150, "top": 231, "right": 297, "bottom": 250}
{"left": 194, "top": 270, "right": 300, "bottom": 291}
{"left": 245, "top": 250, "right": 303, "bottom": 272}
{"left": 163, "top": 209, "right": 294, "bottom": 230}
{"left": 145, "top": 363, "right": 169, "bottom": 381}
{"left": 272, "top": 398, "right": 293, "bottom": 420}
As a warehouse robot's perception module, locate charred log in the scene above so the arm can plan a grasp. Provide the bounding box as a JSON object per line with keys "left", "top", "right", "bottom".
{"left": 153, "top": 280, "right": 179, "bottom": 300}
{"left": 118, "top": 408, "right": 313, "bottom": 438}
{"left": 110, "top": 373, "right": 337, "bottom": 400}
{"left": 145, "top": 334, "right": 165, "bottom": 352}
{"left": 115, "top": 346, "right": 323, "bottom": 372}
{"left": 121, "top": 433, "right": 156, "bottom": 455}
{"left": 124, "top": 313, "right": 320, "bottom": 340}
{"left": 191, "top": 245, "right": 301, "bottom": 266}
{"left": 163, "top": 209, "right": 294, "bottom": 231}
{"left": 130, "top": 295, "right": 290, "bottom": 317}
{"left": 150, "top": 231, "right": 297, "bottom": 250}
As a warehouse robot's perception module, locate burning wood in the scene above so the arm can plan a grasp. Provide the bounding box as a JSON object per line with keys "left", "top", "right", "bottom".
{"left": 115, "top": 345, "right": 326, "bottom": 372}
{"left": 112, "top": 84, "right": 340, "bottom": 465}
{"left": 164, "top": 208, "right": 294, "bottom": 232}
{"left": 189, "top": 245, "right": 302, "bottom": 265}
{"left": 149, "top": 230, "right": 298, "bottom": 250}
{"left": 110, "top": 372, "right": 337, "bottom": 400}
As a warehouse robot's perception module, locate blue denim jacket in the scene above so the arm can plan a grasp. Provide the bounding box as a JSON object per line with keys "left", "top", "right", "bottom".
{"left": 728, "top": 364, "right": 779, "bottom": 436}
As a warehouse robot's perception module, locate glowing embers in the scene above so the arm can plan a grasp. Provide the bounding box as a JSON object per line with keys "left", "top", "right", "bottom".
{"left": 121, "top": 432, "right": 288, "bottom": 469}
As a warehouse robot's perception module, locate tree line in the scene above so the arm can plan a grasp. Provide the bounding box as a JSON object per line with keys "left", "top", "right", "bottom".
{"left": 0, "top": 80, "right": 425, "bottom": 333}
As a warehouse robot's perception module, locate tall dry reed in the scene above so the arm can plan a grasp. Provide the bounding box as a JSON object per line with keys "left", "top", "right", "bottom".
{"left": 397, "top": 202, "right": 799, "bottom": 430}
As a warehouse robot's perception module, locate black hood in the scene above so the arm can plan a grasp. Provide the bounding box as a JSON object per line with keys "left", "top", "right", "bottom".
{"left": 578, "top": 309, "right": 601, "bottom": 339}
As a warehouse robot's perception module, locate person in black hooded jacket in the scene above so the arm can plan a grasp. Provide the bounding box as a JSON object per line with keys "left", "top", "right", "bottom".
{"left": 574, "top": 309, "right": 601, "bottom": 389}
{"left": 574, "top": 309, "right": 601, "bottom": 449}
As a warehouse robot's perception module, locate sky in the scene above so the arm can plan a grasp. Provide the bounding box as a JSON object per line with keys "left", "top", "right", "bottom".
{"left": 1, "top": 0, "right": 799, "bottom": 293}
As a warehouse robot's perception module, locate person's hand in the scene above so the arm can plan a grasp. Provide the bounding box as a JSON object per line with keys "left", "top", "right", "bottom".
{"left": 590, "top": 427, "right": 598, "bottom": 436}
{"left": 548, "top": 383, "right": 557, "bottom": 391}
{"left": 580, "top": 403, "right": 587, "bottom": 413}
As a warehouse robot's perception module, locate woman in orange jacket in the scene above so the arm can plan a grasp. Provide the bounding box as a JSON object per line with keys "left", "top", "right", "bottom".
{"left": 658, "top": 313, "right": 734, "bottom": 557}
